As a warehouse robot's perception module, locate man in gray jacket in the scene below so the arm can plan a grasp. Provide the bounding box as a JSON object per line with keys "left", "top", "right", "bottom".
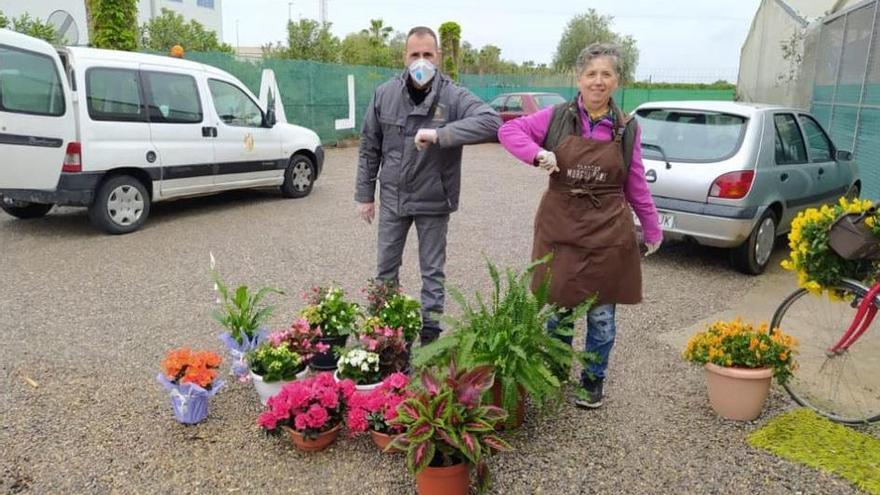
{"left": 355, "top": 26, "right": 501, "bottom": 345}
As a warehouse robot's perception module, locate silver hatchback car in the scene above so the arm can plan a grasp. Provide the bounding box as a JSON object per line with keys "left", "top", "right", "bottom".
{"left": 633, "top": 101, "right": 858, "bottom": 274}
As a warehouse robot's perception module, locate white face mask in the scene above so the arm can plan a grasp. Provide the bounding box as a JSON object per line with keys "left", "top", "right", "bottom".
{"left": 408, "top": 58, "right": 436, "bottom": 88}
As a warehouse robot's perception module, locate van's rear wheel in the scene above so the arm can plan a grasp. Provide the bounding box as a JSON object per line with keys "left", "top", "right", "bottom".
{"left": 731, "top": 209, "right": 777, "bottom": 275}
{"left": 280, "top": 154, "right": 315, "bottom": 198}
{"left": 89, "top": 175, "right": 150, "bottom": 235}
{"left": 0, "top": 199, "right": 53, "bottom": 219}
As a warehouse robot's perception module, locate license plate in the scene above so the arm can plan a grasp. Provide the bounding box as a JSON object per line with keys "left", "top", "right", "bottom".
{"left": 658, "top": 212, "right": 675, "bottom": 229}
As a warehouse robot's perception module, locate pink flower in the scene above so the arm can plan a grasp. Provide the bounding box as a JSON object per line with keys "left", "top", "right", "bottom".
{"left": 294, "top": 413, "right": 309, "bottom": 431}
{"left": 384, "top": 372, "right": 408, "bottom": 391}
{"left": 306, "top": 404, "right": 329, "bottom": 428}
{"left": 346, "top": 407, "right": 369, "bottom": 433}
{"left": 315, "top": 372, "right": 336, "bottom": 388}
{"left": 317, "top": 389, "right": 339, "bottom": 409}
{"left": 339, "top": 379, "right": 356, "bottom": 399}
{"left": 258, "top": 410, "right": 278, "bottom": 430}
{"left": 316, "top": 342, "right": 330, "bottom": 353}
{"left": 383, "top": 326, "right": 394, "bottom": 337}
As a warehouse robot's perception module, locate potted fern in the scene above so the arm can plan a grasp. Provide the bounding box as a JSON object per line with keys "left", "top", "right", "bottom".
{"left": 414, "top": 257, "right": 592, "bottom": 428}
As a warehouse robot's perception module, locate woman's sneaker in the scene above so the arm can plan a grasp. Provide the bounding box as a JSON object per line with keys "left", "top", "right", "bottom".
{"left": 575, "top": 378, "right": 604, "bottom": 409}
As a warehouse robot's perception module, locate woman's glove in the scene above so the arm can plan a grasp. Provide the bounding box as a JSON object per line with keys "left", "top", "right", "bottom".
{"left": 535, "top": 149, "right": 560, "bottom": 173}
{"left": 644, "top": 240, "right": 662, "bottom": 257}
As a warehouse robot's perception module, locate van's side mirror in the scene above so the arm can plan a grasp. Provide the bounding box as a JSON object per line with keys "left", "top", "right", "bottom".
{"left": 836, "top": 149, "right": 853, "bottom": 161}
{"left": 264, "top": 108, "right": 276, "bottom": 128}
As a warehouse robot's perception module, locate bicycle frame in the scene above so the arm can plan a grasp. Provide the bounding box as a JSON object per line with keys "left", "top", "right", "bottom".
{"left": 828, "top": 278, "right": 880, "bottom": 355}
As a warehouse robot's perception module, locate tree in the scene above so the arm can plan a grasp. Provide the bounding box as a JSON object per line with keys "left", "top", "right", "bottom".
{"left": 90, "top": 0, "right": 139, "bottom": 51}
{"left": 140, "top": 8, "right": 233, "bottom": 53}
{"left": 361, "top": 19, "right": 392, "bottom": 47}
{"left": 439, "top": 22, "right": 461, "bottom": 81}
{"left": 553, "top": 9, "right": 639, "bottom": 84}
{"left": 339, "top": 20, "right": 403, "bottom": 68}
{"left": 477, "top": 44, "right": 503, "bottom": 75}
{"left": 0, "top": 11, "right": 59, "bottom": 43}
{"left": 276, "top": 18, "right": 340, "bottom": 62}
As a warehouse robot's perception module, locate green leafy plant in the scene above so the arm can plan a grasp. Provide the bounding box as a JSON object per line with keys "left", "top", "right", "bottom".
{"left": 300, "top": 286, "right": 359, "bottom": 337}
{"left": 389, "top": 363, "right": 512, "bottom": 494}
{"left": 413, "top": 256, "right": 593, "bottom": 422}
{"left": 0, "top": 11, "right": 58, "bottom": 43}
{"left": 248, "top": 342, "right": 305, "bottom": 382}
{"left": 362, "top": 279, "right": 422, "bottom": 342}
{"left": 89, "top": 0, "right": 139, "bottom": 51}
{"left": 211, "top": 268, "right": 281, "bottom": 345}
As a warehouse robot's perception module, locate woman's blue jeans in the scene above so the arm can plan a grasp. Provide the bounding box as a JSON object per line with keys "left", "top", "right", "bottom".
{"left": 547, "top": 304, "right": 617, "bottom": 383}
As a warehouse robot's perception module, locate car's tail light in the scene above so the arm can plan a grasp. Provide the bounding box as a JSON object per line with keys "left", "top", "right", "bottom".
{"left": 709, "top": 170, "right": 754, "bottom": 199}
{"left": 62, "top": 142, "right": 82, "bottom": 173}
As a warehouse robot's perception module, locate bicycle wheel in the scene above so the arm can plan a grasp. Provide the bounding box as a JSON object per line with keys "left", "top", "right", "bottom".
{"left": 771, "top": 279, "right": 880, "bottom": 424}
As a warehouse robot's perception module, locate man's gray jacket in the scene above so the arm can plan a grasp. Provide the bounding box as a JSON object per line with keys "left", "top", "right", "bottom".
{"left": 355, "top": 72, "right": 501, "bottom": 216}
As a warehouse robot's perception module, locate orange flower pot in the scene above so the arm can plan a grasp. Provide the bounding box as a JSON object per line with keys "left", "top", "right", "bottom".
{"left": 283, "top": 423, "right": 341, "bottom": 452}
{"left": 416, "top": 462, "right": 470, "bottom": 495}
{"left": 704, "top": 363, "right": 773, "bottom": 421}
{"left": 490, "top": 381, "right": 525, "bottom": 429}
{"left": 370, "top": 430, "right": 402, "bottom": 453}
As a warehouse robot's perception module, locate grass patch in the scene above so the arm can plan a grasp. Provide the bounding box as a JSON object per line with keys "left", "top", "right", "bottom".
{"left": 747, "top": 409, "right": 880, "bottom": 494}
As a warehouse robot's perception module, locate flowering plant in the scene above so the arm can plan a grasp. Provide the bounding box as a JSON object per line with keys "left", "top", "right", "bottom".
{"left": 248, "top": 342, "right": 305, "bottom": 382}
{"left": 781, "top": 197, "right": 879, "bottom": 294}
{"left": 346, "top": 372, "right": 413, "bottom": 434}
{"left": 683, "top": 319, "right": 798, "bottom": 385}
{"left": 336, "top": 348, "right": 382, "bottom": 385}
{"left": 363, "top": 278, "right": 401, "bottom": 315}
{"left": 160, "top": 348, "right": 223, "bottom": 390}
{"left": 267, "top": 318, "right": 330, "bottom": 363}
{"left": 374, "top": 293, "right": 422, "bottom": 343}
{"left": 359, "top": 324, "right": 408, "bottom": 374}
{"left": 389, "top": 363, "right": 512, "bottom": 494}
{"left": 210, "top": 258, "right": 281, "bottom": 345}
{"left": 299, "top": 286, "right": 360, "bottom": 337}
{"left": 258, "top": 373, "right": 355, "bottom": 439}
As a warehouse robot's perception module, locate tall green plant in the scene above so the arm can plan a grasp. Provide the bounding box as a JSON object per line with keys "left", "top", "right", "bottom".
{"left": 439, "top": 22, "right": 461, "bottom": 81}
{"left": 413, "top": 256, "right": 595, "bottom": 421}
{"left": 90, "top": 0, "right": 138, "bottom": 51}
{"left": 0, "top": 11, "right": 59, "bottom": 43}
{"left": 211, "top": 269, "right": 281, "bottom": 345}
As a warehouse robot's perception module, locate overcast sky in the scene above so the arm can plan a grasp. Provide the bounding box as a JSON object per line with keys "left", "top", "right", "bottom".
{"left": 221, "top": 0, "right": 763, "bottom": 82}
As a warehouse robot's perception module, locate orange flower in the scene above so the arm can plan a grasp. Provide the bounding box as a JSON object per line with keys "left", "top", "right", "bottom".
{"left": 161, "top": 348, "right": 222, "bottom": 387}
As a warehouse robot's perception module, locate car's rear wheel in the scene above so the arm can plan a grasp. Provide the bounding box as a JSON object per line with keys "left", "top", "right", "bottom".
{"left": 731, "top": 209, "right": 777, "bottom": 275}
{"left": 88, "top": 174, "right": 150, "bottom": 235}
{"left": 280, "top": 153, "right": 315, "bottom": 198}
{"left": 0, "top": 199, "right": 53, "bottom": 219}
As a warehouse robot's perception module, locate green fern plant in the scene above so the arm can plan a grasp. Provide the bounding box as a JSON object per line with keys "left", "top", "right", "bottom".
{"left": 413, "top": 256, "right": 594, "bottom": 424}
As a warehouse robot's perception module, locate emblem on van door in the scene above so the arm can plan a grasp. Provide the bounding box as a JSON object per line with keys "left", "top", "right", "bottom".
{"left": 645, "top": 169, "right": 657, "bottom": 183}
{"left": 244, "top": 133, "right": 255, "bottom": 152}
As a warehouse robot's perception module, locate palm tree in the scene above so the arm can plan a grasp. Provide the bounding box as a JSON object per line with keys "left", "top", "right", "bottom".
{"left": 361, "top": 18, "right": 392, "bottom": 47}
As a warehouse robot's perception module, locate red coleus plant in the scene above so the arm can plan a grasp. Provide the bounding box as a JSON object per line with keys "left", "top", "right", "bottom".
{"left": 346, "top": 372, "right": 413, "bottom": 435}
{"left": 389, "top": 362, "right": 513, "bottom": 495}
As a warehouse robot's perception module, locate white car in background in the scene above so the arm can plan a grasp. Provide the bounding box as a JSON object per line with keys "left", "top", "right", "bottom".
{"left": 0, "top": 29, "right": 323, "bottom": 234}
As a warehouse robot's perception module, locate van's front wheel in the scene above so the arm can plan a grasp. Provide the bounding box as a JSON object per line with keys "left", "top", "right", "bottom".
{"left": 280, "top": 154, "right": 315, "bottom": 198}
{"left": 0, "top": 199, "right": 53, "bottom": 219}
{"left": 89, "top": 175, "right": 150, "bottom": 234}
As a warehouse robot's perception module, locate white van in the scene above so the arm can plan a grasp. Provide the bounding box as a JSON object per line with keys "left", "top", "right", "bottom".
{"left": 0, "top": 29, "right": 323, "bottom": 234}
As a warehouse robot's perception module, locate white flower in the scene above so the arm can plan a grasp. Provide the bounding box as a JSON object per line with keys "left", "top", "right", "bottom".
{"left": 360, "top": 363, "right": 369, "bottom": 372}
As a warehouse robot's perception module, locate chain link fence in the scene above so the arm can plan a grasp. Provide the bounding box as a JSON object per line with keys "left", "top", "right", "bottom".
{"left": 179, "top": 51, "right": 734, "bottom": 146}
{"left": 809, "top": 0, "right": 880, "bottom": 197}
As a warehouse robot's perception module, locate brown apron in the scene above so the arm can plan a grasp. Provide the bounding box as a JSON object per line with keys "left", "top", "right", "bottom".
{"left": 530, "top": 133, "right": 642, "bottom": 308}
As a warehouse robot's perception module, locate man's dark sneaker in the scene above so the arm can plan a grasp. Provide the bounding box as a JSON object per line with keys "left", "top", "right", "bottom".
{"left": 419, "top": 328, "right": 440, "bottom": 346}
{"left": 575, "top": 378, "right": 604, "bottom": 409}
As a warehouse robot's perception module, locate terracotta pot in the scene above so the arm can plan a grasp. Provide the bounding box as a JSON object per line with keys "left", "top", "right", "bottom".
{"left": 490, "top": 381, "right": 525, "bottom": 429}
{"left": 416, "top": 462, "right": 470, "bottom": 495}
{"left": 370, "top": 430, "right": 402, "bottom": 453}
{"left": 282, "top": 423, "right": 342, "bottom": 452}
{"left": 704, "top": 363, "right": 773, "bottom": 421}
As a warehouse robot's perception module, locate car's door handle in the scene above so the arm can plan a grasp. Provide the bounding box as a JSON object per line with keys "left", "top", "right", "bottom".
{"left": 818, "top": 168, "right": 825, "bottom": 176}
{"left": 780, "top": 173, "right": 789, "bottom": 182}
{"left": 202, "top": 126, "right": 217, "bottom": 138}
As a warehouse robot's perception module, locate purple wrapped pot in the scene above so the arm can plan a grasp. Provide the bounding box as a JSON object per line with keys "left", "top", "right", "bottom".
{"left": 157, "top": 375, "right": 225, "bottom": 425}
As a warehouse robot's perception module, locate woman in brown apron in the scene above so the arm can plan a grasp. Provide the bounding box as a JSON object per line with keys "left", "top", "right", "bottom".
{"left": 498, "top": 43, "right": 663, "bottom": 408}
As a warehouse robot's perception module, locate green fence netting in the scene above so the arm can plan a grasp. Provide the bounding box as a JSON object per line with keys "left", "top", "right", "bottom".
{"left": 179, "top": 52, "right": 735, "bottom": 146}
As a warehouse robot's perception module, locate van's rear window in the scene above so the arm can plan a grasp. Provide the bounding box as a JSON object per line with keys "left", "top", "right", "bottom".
{"left": 0, "top": 45, "right": 65, "bottom": 117}
{"left": 635, "top": 109, "right": 748, "bottom": 162}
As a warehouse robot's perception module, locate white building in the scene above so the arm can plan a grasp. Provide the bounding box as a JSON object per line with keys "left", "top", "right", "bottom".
{"left": 0, "top": 0, "right": 222, "bottom": 46}
{"left": 737, "top": 0, "right": 864, "bottom": 108}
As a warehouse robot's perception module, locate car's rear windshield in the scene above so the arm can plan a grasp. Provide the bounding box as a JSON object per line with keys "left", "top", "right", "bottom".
{"left": 534, "top": 94, "right": 566, "bottom": 108}
{"left": 635, "top": 108, "right": 748, "bottom": 162}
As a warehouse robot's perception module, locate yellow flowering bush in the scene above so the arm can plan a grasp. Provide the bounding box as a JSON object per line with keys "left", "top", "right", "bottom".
{"left": 781, "top": 197, "right": 878, "bottom": 294}
{"left": 683, "top": 319, "right": 798, "bottom": 385}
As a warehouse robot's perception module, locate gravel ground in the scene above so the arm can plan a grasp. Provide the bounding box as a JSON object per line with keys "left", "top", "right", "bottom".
{"left": 0, "top": 144, "right": 873, "bottom": 494}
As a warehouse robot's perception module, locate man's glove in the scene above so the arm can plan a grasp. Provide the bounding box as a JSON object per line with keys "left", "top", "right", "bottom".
{"left": 535, "top": 149, "right": 559, "bottom": 173}
{"left": 414, "top": 129, "right": 438, "bottom": 151}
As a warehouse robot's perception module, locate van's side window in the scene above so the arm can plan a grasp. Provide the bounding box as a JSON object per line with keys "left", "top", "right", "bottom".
{"left": 0, "top": 45, "right": 65, "bottom": 116}
{"left": 87, "top": 68, "right": 145, "bottom": 122}
{"left": 144, "top": 71, "right": 202, "bottom": 124}
{"left": 208, "top": 79, "right": 263, "bottom": 127}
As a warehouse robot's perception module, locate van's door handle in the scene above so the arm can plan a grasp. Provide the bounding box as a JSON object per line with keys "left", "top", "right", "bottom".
{"left": 818, "top": 168, "right": 825, "bottom": 176}
{"left": 202, "top": 126, "right": 217, "bottom": 138}
{"left": 780, "top": 173, "right": 789, "bottom": 182}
